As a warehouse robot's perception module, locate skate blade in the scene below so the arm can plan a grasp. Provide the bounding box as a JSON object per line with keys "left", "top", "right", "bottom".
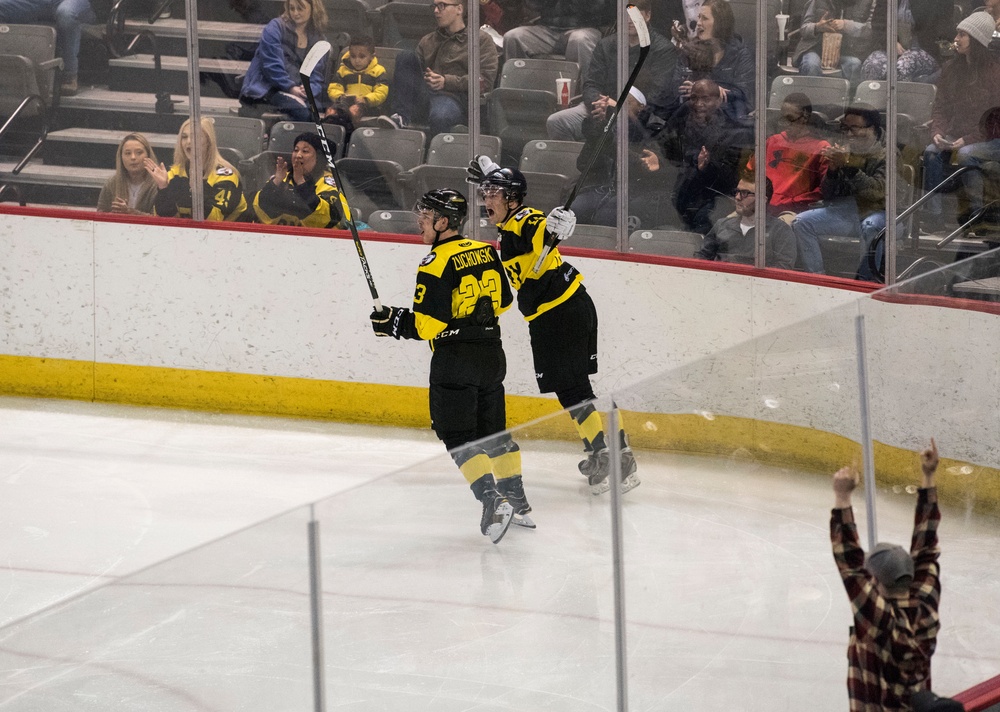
{"left": 512, "top": 512, "right": 536, "bottom": 529}
{"left": 620, "top": 473, "right": 640, "bottom": 494}
{"left": 487, "top": 501, "right": 514, "bottom": 543}
{"left": 590, "top": 478, "right": 611, "bottom": 496}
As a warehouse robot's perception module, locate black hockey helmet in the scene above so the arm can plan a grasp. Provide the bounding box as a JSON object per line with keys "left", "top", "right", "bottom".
{"left": 479, "top": 167, "right": 527, "bottom": 203}
{"left": 415, "top": 188, "right": 468, "bottom": 231}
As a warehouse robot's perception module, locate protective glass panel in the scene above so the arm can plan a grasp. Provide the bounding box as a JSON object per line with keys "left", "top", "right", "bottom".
{"left": 312, "top": 406, "right": 618, "bottom": 709}
{"left": 610, "top": 299, "right": 866, "bottom": 707}
{"left": 859, "top": 252, "right": 1000, "bottom": 687}
{"left": 887, "top": 5, "right": 995, "bottom": 285}
{"left": 626, "top": 0, "right": 761, "bottom": 263}
{"left": 0, "top": 506, "right": 314, "bottom": 710}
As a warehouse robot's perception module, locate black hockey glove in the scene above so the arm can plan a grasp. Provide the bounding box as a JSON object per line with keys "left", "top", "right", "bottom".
{"left": 370, "top": 306, "right": 417, "bottom": 339}
{"left": 466, "top": 154, "right": 501, "bottom": 185}
{"left": 371, "top": 306, "right": 397, "bottom": 337}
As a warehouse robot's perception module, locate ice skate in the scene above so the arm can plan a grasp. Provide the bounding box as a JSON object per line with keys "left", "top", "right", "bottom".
{"left": 480, "top": 492, "right": 514, "bottom": 543}
{"left": 579, "top": 447, "right": 640, "bottom": 495}
{"left": 497, "top": 475, "right": 535, "bottom": 529}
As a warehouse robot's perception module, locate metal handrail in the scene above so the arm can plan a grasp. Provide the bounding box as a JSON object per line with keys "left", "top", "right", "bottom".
{"left": 105, "top": 0, "right": 175, "bottom": 113}
{"left": 0, "top": 183, "right": 26, "bottom": 206}
{"left": 0, "top": 94, "right": 50, "bottom": 174}
{"left": 896, "top": 257, "right": 948, "bottom": 282}
{"left": 867, "top": 165, "right": 981, "bottom": 281}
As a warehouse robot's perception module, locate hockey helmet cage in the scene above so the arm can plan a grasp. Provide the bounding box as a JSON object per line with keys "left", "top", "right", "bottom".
{"left": 416, "top": 188, "right": 468, "bottom": 231}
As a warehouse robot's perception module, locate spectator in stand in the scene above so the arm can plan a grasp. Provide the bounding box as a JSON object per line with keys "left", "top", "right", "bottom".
{"left": 921, "top": 12, "right": 1000, "bottom": 232}
{"left": 959, "top": 106, "right": 1000, "bottom": 228}
{"left": 569, "top": 88, "right": 666, "bottom": 228}
{"left": 238, "top": 0, "right": 329, "bottom": 122}
{"left": 324, "top": 36, "right": 389, "bottom": 134}
{"left": 0, "top": 0, "right": 95, "bottom": 95}
{"left": 647, "top": 78, "right": 753, "bottom": 234}
{"left": 792, "top": 104, "right": 886, "bottom": 274}
{"left": 697, "top": 175, "right": 798, "bottom": 268}
{"left": 147, "top": 117, "right": 248, "bottom": 222}
{"left": 546, "top": 0, "right": 675, "bottom": 142}
{"left": 377, "top": 0, "right": 498, "bottom": 136}
{"left": 763, "top": 93, "right": 831, "bottom": 214}
{"left": 481, "top": 0, "right": 530, "bottom": 36}
{"left": 502, "top": 0, "right": 615, "bottom": 81}
{"left": 830, "top": 439, "right": 942, "bottom": 710}
{"left": 252, "top": 132, "right": 348, "bottom": 228}
{"left": 97, "top": 133, "right": 160, "bottom": 216}
{"left": 792, "top": 0, "right": 877, "bottom": 86}
{"left": 861, "top": 0, "right": 940, "bottom": 82}
{"left": 656, "top": 0, "right": 755, "bottom": 119}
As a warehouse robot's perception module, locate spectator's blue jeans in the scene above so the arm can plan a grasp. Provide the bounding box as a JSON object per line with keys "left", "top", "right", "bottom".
{"left": 392, "top": 51, "right": 466, "bottom": 135}
{"left": 267, "top": 91, "right": 312, "bottom": 122}
{"left": 922, "top": 143, "right": 958, "bottom": 217}
{"left": 793, "top": 198, "right": 885, "bottom": 274}
{"left": 0, "top": 0, "right": 96, "bottom": 76}
{"left": 957, "top": 139, "right": 1000, "bottom": 218}
{"left": 798, "top": 51, "right": 862, "bottom": 86}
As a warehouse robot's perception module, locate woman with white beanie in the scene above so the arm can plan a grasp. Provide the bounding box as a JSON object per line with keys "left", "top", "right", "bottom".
{"left": 920, "top": 11, "right": 1000, "bottom": 232}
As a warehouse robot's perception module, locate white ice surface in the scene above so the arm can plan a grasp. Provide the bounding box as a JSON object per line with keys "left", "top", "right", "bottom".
{"left": 0, "top": 397, "right": 997, "bottom": 711}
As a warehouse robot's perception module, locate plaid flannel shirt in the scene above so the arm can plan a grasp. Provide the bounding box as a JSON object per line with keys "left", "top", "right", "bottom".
{"left": 831, "top": 487, "right": 941, "bottom": 711}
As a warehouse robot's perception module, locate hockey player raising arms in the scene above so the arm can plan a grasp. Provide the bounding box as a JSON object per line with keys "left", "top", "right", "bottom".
{"left": 468, "top": 159, "right": 640, "bottom": 495}
{"left": 369, "top": 189, "right": 533, "bottom": 544}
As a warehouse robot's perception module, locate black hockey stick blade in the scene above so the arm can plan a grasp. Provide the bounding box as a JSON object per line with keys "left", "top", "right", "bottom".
{"left": 299, "top": 41, "right": 382, "bottom": 310}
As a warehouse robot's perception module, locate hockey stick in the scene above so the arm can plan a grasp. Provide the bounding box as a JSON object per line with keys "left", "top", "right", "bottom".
{"left": 300, "top": 40, "right": 382, "bottom": 311}
{"left": 530, "top": 4, "right": 651, "bottom": 274}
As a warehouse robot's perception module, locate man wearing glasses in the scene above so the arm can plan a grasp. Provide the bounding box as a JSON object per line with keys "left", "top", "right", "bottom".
{"left": 378, "top": 0, "right": 498, "bottom": 135}
{"left": 791, "top": 104, "right": 887, "bottom": 275}
{"left": 696, "top": 175, "right": 797, "bottom": 268}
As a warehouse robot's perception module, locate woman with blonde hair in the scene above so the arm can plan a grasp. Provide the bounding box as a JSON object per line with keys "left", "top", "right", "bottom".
{"left": 238, "top": 0, "right": 330, "bottom": 121}
{"left": 148, "top": 117, "right": 247, "bottom": 221}
{"left": 97, "top": 133, "right": 159, "bottom": 215}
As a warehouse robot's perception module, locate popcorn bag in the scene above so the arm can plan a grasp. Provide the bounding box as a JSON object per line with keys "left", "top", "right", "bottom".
{"left": 821, "top": 32, "right": 842, "bottom": 70}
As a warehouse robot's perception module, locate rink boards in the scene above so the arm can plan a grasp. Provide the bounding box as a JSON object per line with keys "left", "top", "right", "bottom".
{"left": 2, "top": 211, "right": 998, "bottom": 506}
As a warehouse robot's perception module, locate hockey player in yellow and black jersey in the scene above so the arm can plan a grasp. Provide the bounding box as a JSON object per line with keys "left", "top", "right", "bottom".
{"left": 469, "top": 159, "right": 640, "bottom": 496}
{"left": 369, "top": 188, "right": 533, "bottom": 544}
{"left": 252, "top": 132, "right": 347, "bottom": 228}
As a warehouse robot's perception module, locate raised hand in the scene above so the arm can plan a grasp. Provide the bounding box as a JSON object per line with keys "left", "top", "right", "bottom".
{"left": 273, "top": 156, "right": 290, "bottom": 186}
{"left": 545, "top": 207, "right": 576, "bottom": 241}
{"left": 467, "top": 154, "right": 500, "bottom": 185}
{"left": 920, "top": 438, "right": 939, "bottom": 487}
{"left": 145, "top": 158, "right": 169, "bottom": 189}
{"left": 833, "top": 465, "right": 859, "bottom": 507}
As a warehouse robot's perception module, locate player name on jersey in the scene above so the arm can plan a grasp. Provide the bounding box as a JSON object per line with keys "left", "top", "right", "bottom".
{"left": 451, "top": 246, "right": 496, "bottom": 271}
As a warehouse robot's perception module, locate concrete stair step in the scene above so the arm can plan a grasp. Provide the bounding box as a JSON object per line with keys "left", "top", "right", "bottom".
{"left": 58, "top": 87, "right": 240, "bottom": 133}
{"left": 0, "top": 161, "right": 111, "bottom": 206}
{"left": 108, "top": 54, "right": 248, "bottom": 98}
{"left": 43, "top": 128, "right": 178, "bottom": 168}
